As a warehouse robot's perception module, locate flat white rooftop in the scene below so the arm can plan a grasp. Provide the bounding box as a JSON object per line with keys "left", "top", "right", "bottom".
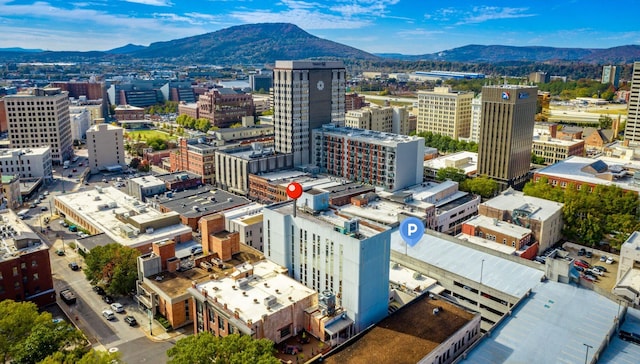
{"left": 423, "top": 151, "right": 478, "bottom": 175}
{"left": 459, "top": 234, "right": 518, "bottom": 255}
{"left": 536, "top": 156, "right": 640, "bottom": 193}
{"left": 481, "top": 188, "right": 563, "bottom": 221}
{"left": 55, "top": 186, "right": 192, "bottom": 248}
{"left": 533, "top": 136, "right": 584, "bottom": 147}
{"left": 389, "top": 261, "right": 438, "bottom": 293}
{"left": 222, "top": 203, "right": 264, "bottom": 223}
{"left": 462, "top": 281, "right": 620, "bottom": 364}
{"left": 195, "top": 260, "right": 316, "bottom": 324}
{"left": 391, "top": 230, "right": 544, "bottom": 298}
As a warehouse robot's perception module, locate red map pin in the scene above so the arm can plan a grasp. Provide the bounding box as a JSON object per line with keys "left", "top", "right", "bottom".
{"left": 286, "top": 182, "right": 303, "bottom": 199}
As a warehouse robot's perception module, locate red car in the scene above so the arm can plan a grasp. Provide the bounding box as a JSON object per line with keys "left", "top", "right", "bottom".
{"left": 574, "top": 260, "right": 589, "bottom": 269}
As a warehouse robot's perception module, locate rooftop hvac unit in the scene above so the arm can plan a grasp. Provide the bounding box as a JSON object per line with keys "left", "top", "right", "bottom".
{"left": 264, "top": 295, "right": 277, "bottom": 308}
{"left": 237, "top": 278, "right": 249, "bottom": 289}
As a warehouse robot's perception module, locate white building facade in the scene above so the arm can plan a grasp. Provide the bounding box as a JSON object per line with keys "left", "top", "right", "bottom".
{"left": 263, "top": 197, "right": 391, "bottom": 333}
{"left": 417, "top": 86, "right": 474, "bottom": 139}
{"left": 0, "top": 147, "right": 52, "bottom": 181}
{"left": 69, "top": 106, "right": 91, "bottom": 142}
{"left": 86, "top": 123, "right": 125, "bottom": 173}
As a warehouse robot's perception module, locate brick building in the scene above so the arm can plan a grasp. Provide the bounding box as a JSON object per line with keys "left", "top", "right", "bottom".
{"left": 198, "top": 88, "right": 254, "bottom": 128}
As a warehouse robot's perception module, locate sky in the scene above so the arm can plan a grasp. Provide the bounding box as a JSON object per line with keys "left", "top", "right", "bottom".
{"left": 1, "top": 0, "right": 639, "bottom": 55}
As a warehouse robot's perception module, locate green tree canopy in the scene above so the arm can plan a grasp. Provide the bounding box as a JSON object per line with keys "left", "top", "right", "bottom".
{"left": 0, "top": 300, "right": 84, "bottom": 363}
{"left": 167, "top": 333, "right": 279, "bottom": 364}
{"left": 435, "top": 167, "right": 466, "bottom": 183}
{"left": 460, "top": 176, "right": 499, "bottom": 199}
{"left": 40, "top": 348, "right": 121, "bottom": 364}
{"left": 84, "top": 243, "right": 140, "bottom": 295}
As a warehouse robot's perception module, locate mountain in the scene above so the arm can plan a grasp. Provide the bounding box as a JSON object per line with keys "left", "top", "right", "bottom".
{"left": 106, "top": 43, "right": 146, "bottom": 54}
{"left": 0, "top": 47, "right": 43, "bottom": 53}
{"left": 127, "top": 23, "right": 380, "bottom": 63}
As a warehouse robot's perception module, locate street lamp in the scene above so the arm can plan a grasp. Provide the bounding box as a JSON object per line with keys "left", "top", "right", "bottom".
{"left": 583, "top": 343, "right": 593, "bottom": 364}
{"left": 478, "top": 259, "right": 485, "bottom": 309}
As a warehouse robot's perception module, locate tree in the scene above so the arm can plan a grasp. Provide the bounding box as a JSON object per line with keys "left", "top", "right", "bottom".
{"left": 84, "top": 243, "right": 140, "bottom": 295}
{"left": 599, "top": 115, "right": 613, "bottom": 129}
{"left": 40, "top": 348, "right": 121, "bottom": 364}
{"left": 460, "top": 176, "right": 499, "bottom": 198}
{"left": 167, "top": 333, "right": 279, "bottom": 364}
{"left": 531, "top": 153, "right": 546, "bottom": 165}
{"left": 129, "top": 157, "right": 141, "bottom": 169}
{"left": 138, "top": 160, "right": 151, "bottom": 173}
{"left": 435, "top": 167, "right": 466, "bottom": 183}
{"left": 230, "top": 123, "right": 243, "bottom": 128}
{"left": 0, "top": 300, "right": 84, "bottom": 363}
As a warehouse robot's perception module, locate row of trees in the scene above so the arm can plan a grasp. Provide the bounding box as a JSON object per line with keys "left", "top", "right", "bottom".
{"left": 523, "top": 177, "right": 640, "bottom": 248}
{"left": 415, "top": 131, "right": 479, "bottom": 153}
{"left": 434, "top": 167, "right": 499, "bottom": 199}
{"left": 537, "top": 79, "right": 620, "bottom": 100}
{"left": 0, "top": 300, "right": 120, "bottom": 364}
{"left": 145, "top": 101, "right": 178, "bottom": 115}
{"left": 175, "top": 114, "right": 216, "bottom": 133}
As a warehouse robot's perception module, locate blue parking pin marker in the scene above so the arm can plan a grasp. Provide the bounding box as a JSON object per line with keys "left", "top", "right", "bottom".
{"left": 400, "top": 217, "right": 424, "bottom": 247}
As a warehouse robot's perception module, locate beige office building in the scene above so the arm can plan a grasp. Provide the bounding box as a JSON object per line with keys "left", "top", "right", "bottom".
{"left": 624, "top": 62, "right": 640, "bottom": 144}
{"left": 417, "top": 86, "right": 473, "bottom": 139}
{"left": 4, "top": 88, "right": 73, "bottom": 164}
{"left": 478, "top": 85, "right": 537, "bottom": 188}
{"left": 86, "top": 124, "right": 125, "bottom": 173}
{"left": 272, "top": 61, "right": 346, "bottom": 166}
{"left": 345, "top": 106, "right": 393, "bottom": 132}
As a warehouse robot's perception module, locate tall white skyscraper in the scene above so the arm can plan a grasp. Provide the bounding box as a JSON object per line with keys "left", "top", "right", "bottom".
{"left": 272, "top": 61, "right": 346, "bottom": 166}
{"left": 5, "top": 88, "right": 73, "bottom": 164}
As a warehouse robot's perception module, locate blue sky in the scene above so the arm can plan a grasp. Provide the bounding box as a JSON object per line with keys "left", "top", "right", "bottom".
{"left": 1, "top": 0, "right": 639, "bottom": 54}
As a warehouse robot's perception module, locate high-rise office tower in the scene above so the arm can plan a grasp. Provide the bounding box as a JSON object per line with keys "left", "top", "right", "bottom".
{"left": 5, "top": 88, "right": 73, "bottom": 164}
{"left": 601, "top": 65, "right": 621, "bottom": 87}
{"left": 478, "top": 85, "right": 537, "bottom": 188}
{"left": 417, "top": 86, "right": 474, "bottom": 139}
{"left": 625, "top": 62, "right": 640, "bottom": 143}
{"left": 272, "top": 61, "right": 346, "bottom": 166}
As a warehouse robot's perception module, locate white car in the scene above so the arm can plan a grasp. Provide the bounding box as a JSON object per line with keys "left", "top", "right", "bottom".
{"left": 606, "top": 257, "right": 615, "bottom": 264}
{"left": 110, "top": 302, "right": 124, "bottom": 313}
{"left": 588, "top": 268, "right": 604, "bottom": 276}
{"left": 102, "top": 309, "right": 115, "bottom": 320}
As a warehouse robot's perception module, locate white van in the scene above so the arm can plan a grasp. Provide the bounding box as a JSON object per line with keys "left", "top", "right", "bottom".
{"left": 102, "top": 309, "right": 115, "bottom": 321}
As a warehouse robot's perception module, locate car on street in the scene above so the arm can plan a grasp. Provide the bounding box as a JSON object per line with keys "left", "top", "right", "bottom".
{"left": 102, "top": 295, "right": 114, "bottom": 304}
{"left": 110, "top": 302, "right": 124, "bottom": 313}
{"left": 67, "top": 174, "right": 73, "bottom": 178}
{"left": 68, "top": 262, "right": 79, "bottom": 271}
{"left": 124, "top": 315, "right": 137, "bottom": 326}
{"left": 93, "top": 286, "right": 106, "bottom": 295}
{"left": 55, "top": 249, "right": 65, "bottom": 256}
{"left": 606, "top": 257, "right": 615, "bottom": 264}
{"left": 102, "top": 310, "right": 115, "bottom": 321}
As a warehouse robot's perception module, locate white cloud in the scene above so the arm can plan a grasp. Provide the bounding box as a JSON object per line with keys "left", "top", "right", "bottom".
{"left": 122, "top": 0, "right": 173, "bottom": 6}
{"left": 457, "top": 6, "right": 535, "bottom": 25}
{"left": 229, "top": 8, "right": 369, "bottom": 29}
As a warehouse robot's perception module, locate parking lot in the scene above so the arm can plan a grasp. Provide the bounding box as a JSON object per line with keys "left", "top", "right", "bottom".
{"left": 562, "top": 242, "right": 620, "bottom": 291}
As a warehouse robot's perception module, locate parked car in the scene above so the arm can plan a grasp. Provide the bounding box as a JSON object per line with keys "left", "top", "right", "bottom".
{"left": 606, "top": 257, "right": 615, "bottom": 264}
{"left": 93, "top": 286, "right": 106, "bottom": 295}
{"left": 585, "top": 251, "right": 593, "bottom": 258}
{"left": 578, "top": 248, "right": 586, "bottom": 256}
{"left": 581, "top": 274, "right": 595, "bottom": 282}
{"left": 584, "top": 273, "right": 598, "bottom": 281}
{"left": 59, "top": 289, "right": 77, "bottom": 305}
{"left": 574, "top": 266, "right": 584, "bottom": 272}
{"left": 124, "top": 315, "right": 137, "bottom": 326}
{"left": 593, "top": 265, "right": 608, "bottom": 273}
{"left": 55, "top": 249, "right": 65, "bottom": 256}
{"left": 102, "top": 310, "right": 115, "bottom": 321}
{"left": 68, "top": 262, "right": 79, "bottom": 271}
{"left": 110, "top": 302, "right": 124, "bottom": 313}
{"left": 574, "top": 260, "right": 590, "bottom": 269}
{"left": 102, "top": 295, "right": 114, "bottom": 304}
{"left": 600, "top": 255, "right": 607, "bottom": 262}
{"left": 588, "top": 268, "right": 604, "bottom": 276}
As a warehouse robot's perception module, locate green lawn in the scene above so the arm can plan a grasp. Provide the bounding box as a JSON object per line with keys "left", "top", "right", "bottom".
{"left": 124, "top": 129, "right": 175, "bottom": 141}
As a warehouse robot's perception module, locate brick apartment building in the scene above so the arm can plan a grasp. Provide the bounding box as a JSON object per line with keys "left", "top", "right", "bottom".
{"left": 198, "top": 88, "right": 254, "bottom": 128}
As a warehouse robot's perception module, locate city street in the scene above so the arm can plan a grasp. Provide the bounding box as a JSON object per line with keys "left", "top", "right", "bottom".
{"left": 22, "top": 153, "right": 183, "bottom": 363}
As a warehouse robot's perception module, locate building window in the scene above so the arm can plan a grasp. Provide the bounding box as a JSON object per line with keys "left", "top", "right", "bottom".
{"left": 33, "top": 273, "right": 39, "bottom": 281}
{"left": 12, "top": 267, "right": 18, "bottom": 276}
{"left": 279, "top": 324, "right": 292, "bottom": 338}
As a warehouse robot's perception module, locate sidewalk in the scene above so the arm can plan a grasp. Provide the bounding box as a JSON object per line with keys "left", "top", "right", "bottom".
{"left": 139, "top": 320, "right": 188, "bottom": 343}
